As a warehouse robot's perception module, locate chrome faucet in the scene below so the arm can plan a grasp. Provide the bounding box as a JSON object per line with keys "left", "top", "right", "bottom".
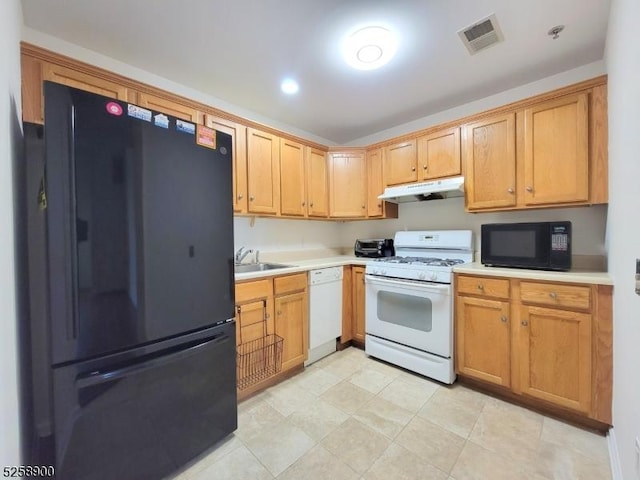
{"left": 235, "top": 247, "right": 252, "bottom": 264}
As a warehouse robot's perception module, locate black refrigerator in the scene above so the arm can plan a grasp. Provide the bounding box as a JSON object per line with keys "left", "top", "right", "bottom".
{"left": 21, "top": 82, "right": 237, "bottom": 480}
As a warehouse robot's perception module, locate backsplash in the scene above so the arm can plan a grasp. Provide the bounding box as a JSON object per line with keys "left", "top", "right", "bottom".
{"left": 339, "top": 198, "right": 608, "bottom": 256}
{"left": 233, "top": 216, "right": 343, "bottom": 253}
{"left": 233, "top": 201, "right": 607, "bottom": 260}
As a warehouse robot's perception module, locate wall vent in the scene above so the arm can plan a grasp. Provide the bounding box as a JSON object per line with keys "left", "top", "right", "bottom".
{"left": 458, "top": 14, "right": 504, "bottom": 55}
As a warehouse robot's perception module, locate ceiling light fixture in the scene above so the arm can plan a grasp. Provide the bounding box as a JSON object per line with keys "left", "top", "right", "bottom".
{"left": 343, "top": 25, "right": 397, "bottom": 71}
{"left": 280, "top": 79, "right": 299, "bottom": 95}
{"left": 547, "top": 25, "right": 565, "bottom": 39}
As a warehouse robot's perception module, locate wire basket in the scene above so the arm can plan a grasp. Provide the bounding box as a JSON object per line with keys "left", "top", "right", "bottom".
{"left": 236, "top": 334, "right": 284, "bottom": 390}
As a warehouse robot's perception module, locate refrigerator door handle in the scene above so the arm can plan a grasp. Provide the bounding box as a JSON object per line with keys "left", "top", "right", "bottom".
{"left": 75, "top": 332, "right": 230, "bottom": 389}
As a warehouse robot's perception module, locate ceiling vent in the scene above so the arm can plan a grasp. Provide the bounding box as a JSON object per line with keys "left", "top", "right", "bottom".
{"left": 458, "top": 14, "right": 504, "bottom": 55}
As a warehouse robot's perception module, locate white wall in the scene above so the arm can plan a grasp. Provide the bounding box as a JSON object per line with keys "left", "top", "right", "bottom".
{"left": 21, "top": 28, "right": 336, "bottom": 147}
{"left": 234, "top": 217, "right": 342, "bottom": 254}
{"left": 346, "top": 60, "right": 606, "bottom": 146}
{"left": 340, "top": 200, "right": 607, "bottom": 257}
{"left": 605, "top": 0, "right": 640, "bottom": 478}
{"left": 0, "top": 0, "right": 23, "bottom": 467}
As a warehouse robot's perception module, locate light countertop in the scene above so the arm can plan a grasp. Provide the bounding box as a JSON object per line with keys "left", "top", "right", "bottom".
{"left": 453, "top": 262, "right": 613, "bottom": 286}
{"left": 234, "top": 255, "right": 368, "bottom": 281}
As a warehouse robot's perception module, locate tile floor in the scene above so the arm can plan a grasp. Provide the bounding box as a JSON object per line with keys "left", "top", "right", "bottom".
{"left": 169, "top": 347, "right": 612, "bottom": 480}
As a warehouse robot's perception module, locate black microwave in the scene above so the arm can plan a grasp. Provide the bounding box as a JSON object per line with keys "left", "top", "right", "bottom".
{"left": 481, "top": 221, "right": 572, "bottom": 271}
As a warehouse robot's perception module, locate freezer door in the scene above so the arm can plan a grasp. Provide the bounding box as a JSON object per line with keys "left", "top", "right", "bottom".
{"left": 44, "top": 83, "right": 235, "bottom": 364}
{"left": 48, "top": 322, "right": 237, "bottom": 480}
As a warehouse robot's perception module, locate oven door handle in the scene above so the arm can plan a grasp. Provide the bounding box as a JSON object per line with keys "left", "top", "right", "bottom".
{"left": 365, "top": 274, "right": 451, "bottom": 292}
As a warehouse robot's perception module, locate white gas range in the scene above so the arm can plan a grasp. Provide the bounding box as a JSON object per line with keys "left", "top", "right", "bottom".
{"left": 364, "top": 230, "right": 473, "bottom": 384}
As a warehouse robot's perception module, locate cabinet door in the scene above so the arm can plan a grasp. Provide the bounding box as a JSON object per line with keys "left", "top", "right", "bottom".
{"left": 329, "top": 152, "right": 366, "bottom": 218}
{"left": 21, "top": 54, "right": 44, "bottom": 124}
{"left": 352, "top": 267, "right": 366, "bottom": 343}
{"left": 39, "top": 63, "right": 132, "bottom": 125}
{"left": 275, "top": 292, "right": 308, "bottom": 371}
{"left": 519, "top": 305, "right": 591, "bottom": 413}
{"left": 43, "top": 63, "right": 130, "bottom": 101}
{"left": 367, "top": 148, "right": 384, "bottom": 217}
{"left": 306, "top": 148, "right": 329, "bottom": 217}
{"left": 463, "top": 113, "right": 516, "bottom": 210}
{"left": 247, "top": 128, "right": 280, "bottom": 214}
{"left": 418, "top": 127, "right": 461, "bottom": 180}
{"left": 456, "top": 296, "right": 511, "bottom": 387}
{"left": 236, "top": 299, "right": 270, "bottom": 347}
{"left": 280, "top": 139, "right": 306, "bottom": 217}
{"left": 384, "top": 140, "right": 417, "bottom": 186}
{"left": 137, "top": 92, "right": 201, "bottom": 122}
{"left": 523, "top": 93, "right": 589, "bottom": 205}
{"left": 206, "top": 115, "right": 247, "bottom": 214}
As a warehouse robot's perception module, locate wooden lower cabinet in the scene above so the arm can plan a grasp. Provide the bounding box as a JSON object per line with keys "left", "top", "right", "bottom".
{"left": 235, "top": 273, "right": 308, "bottom": 395}
{"left": 518, "top": 305, "right": 592, "bottom": 414}
{"left": 352, "top": 266, "right": 366, "bottom": 343}
{"left": 456, "top": 296, "right": 510, "bottom": 387}
{"left": 455, "top": 273, "right": 612, "bottom": 424}
{"left": 274, "top": 273, "right": 309, "bottom": 371}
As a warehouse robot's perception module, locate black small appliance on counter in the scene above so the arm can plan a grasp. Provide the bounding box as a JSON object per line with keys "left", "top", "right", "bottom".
{"left": 354, "top": 238, "right": 395, "bottom": 258}
{"left": 481, "top": 221, "right": 572, "bottom": 271}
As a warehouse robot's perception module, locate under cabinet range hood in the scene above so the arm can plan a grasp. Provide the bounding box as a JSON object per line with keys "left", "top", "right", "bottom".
{"left": 378, "top": 176, "right": 465, "bottom": 203}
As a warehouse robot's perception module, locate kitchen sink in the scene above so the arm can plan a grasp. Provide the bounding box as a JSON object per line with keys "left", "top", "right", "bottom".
{"left": 234, "top": 263, "right": 294, "bottom": 273}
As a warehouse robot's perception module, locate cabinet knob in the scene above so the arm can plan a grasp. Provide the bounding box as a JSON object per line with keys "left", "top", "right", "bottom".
{"left": 411, "top": 166, "right": 416, "bottom": 172}
{"left": 362, "top": 205, "right": 366, "bottom": 209}
{"left": 302, "top": 202, "right": 306, "bottom": 207}
{"left": 507, "top": 188, "right": 514, "bottom": 194}
{"left": 549, "top": 292, "right": 557, "bottom": 299}
{"left": 309, "top": 202, "right": 314, "bottom": 207}
{"left": 423, "top": 164, "right": 428, "bottom": 170}
{"left": 377, "top": 203, "right": 382, "bottom": 207}
{"left": 238, "top": 194, "right": 244, "bottom": 200}
{"left": 265, "top": 313, "right": 270, "bottom": 319}
{"left": 521, "top": 320, "right": 528, "bottom": 326}
{"left": 249, "top": 195, "right": 255, "bottom": 201}
{"left": 277, "top": 310, "right": 282, "bottom": 316}
{"left": 500, "top": 316, "right": 508, "bottom": 323}
{"left": 526, "top": 186, "right": 533, "bottom": 193}
{"left": 477, "top": 284, "right": 484, "bottom": 290}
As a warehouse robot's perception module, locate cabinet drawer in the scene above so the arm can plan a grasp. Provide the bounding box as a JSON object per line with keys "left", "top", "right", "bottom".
{"left": 457, "top": 275, "right": 510, "bottom": 299}
{"left": 235, "top": 279, "right": 273, "bottom": 302}
{"left": 274, "top": 273, "right": 307, "bottom": 295}
{"left": 520, "top": 282, "right": 591, "bottom": 310}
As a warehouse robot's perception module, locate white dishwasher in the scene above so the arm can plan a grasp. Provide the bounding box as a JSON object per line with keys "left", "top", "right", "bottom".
{"left": 306, "top": 266, "right": 343, "bottom": 365}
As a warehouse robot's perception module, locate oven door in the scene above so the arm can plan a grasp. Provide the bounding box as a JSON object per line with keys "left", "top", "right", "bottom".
{"left": 365, "top": 274, "right": 452, "bottom": 358}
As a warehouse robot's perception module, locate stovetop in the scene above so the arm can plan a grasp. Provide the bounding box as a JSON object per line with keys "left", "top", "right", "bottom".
{"left": 372, "top": 256, "right": 466, "bottom": 267}
{"left": 364, "top": 230, "right": 474, "bottom": 284}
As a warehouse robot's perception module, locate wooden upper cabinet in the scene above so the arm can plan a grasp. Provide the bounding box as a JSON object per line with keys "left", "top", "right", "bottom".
{"left": 367, "top": 148, "right": 384, "bottom": 217}
{"left": 522, "top": 93, "right": 589, "bottom": 206}
{"left": 306, "top": 148, "right": 329, "bottom": 217}
{"left": 279, "top": 138, "right": 306, "bottom": 217}
{"left": 22, "top": 59, "right": 133, "bottom": 124}
{"left": 43, "top": 63, "right": 130, "bottom": 101}
{"left": 417, "top": 127, "right": 461, "bottom": 180}
{"left": 247, "top": 128, "right": 280, "bottom": 215}
{"left": 518, "top": 305, "right": 592, "bottom": 414}
{"left": 137, "top": 92, "right": 201, "bottom": 123}
{"left": 463, "top": 113, "right": 517, "bottom": 210}
{"left": 328, "top": 151, "right": 366, "bottom": 218}
{"left": 384, "top": 140, "right": 417, "bottom": 186}
{"left": 21, "top": 54, "right": 44, "bottom": 124}
{"left": 205, "top": 115, "right": 247, "bottom": 214}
